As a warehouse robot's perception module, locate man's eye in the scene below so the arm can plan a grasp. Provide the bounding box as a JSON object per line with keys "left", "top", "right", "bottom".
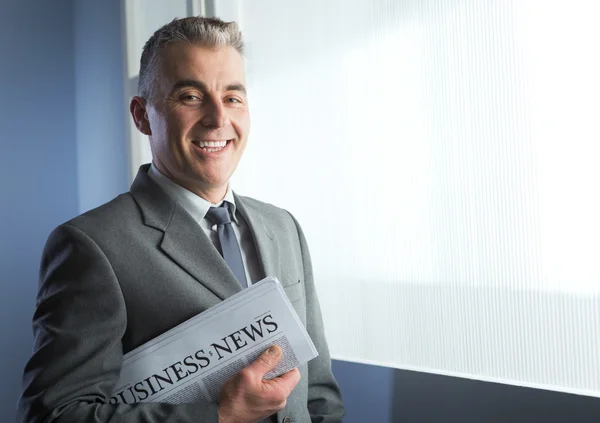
{"left": 182, "top": 95, "right": 200, "bottom": 101}
{"left": 226, "top": 97, "right": 242, "bottom": 104}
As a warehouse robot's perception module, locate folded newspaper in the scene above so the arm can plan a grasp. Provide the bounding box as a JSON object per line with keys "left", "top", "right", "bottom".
{"left": 110, "top": 276, "right": 318, "bottom": 405}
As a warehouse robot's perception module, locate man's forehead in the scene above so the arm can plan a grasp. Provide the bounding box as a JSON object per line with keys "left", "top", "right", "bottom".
{"left": 155, "top": 44, "right": 246, "bottom": 86}
{"left": 159, "top": 43, "right": 243, "bottom": 68}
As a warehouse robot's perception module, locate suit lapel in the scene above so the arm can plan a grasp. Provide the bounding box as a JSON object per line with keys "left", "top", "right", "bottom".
{"left": 130, "top": 165, "right": 242, "bottom": 301}
{"left": 161, "top": 203, "right": 243, "bottom": 300}
{"left": 235, "top": 194, "right": 281, "bottom": 280}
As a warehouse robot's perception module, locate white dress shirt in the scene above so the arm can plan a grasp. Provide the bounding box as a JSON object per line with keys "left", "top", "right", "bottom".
{"left": 147, "top": 164, "right": 262, "bottom": 285}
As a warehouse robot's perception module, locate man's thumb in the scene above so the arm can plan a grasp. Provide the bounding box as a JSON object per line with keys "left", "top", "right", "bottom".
{"left": 251, "top": 345, "right": 282, "bottom": 375}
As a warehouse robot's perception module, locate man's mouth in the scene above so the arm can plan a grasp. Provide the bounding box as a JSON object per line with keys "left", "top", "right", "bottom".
{"left": 192, "top": 140, "right": 231, "bottom": 152}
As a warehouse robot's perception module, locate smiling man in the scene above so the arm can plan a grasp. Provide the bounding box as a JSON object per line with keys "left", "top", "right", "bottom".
{"left": 133, "top": 42, "right": 250, "bottom": 204}
{"left": 18, "top": 17, "right": 344, "bottom": 423}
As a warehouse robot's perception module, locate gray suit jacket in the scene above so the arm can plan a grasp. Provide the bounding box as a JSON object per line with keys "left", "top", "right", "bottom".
{"left": 18, "top": 165, "right": 344, "bottom": 423}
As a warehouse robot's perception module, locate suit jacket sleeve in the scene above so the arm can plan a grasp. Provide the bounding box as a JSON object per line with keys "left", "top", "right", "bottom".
{"left": 17, "top": 224, "right": 220, "bottom": 422}
{"left": 289, "top": 213, "right": 345, "bottom": 423}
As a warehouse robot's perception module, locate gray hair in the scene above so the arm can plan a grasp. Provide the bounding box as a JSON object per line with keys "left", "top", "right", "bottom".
{"left": 138, "top": 16, "right": 244, "bottom": 102}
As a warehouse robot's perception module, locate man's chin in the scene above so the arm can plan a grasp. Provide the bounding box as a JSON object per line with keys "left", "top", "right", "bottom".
{"left": 181, "top": 173, "right": 230, "bottom": 199}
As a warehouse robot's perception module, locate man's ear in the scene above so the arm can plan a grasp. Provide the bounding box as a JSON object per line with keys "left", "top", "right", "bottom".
{"left": 130, "top": 96, "right": 152, "bottom": 136}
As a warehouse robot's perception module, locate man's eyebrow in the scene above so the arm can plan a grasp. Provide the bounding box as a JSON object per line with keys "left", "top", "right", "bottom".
{"left": 225, "top": 83, "right": 247, "bottom": 95}
{"left": 171, "top": 80, "right": 207, "bottom": 93}
{"left": 170, "top": 80, "right": 247, "bottom": 96}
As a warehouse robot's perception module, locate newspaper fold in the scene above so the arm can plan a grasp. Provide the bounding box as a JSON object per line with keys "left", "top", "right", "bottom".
{"left": 110, "top": 276, "right": 318, "bottom": 404}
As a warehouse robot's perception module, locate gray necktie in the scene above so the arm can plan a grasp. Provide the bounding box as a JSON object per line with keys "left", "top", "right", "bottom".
{"left": 205, "top": 203, "right": 248, "bottom": 288}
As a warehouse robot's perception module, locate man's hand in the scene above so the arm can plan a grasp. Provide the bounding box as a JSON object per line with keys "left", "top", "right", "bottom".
{"left": 218, "top": 345, "right": 301, "bottom": 423}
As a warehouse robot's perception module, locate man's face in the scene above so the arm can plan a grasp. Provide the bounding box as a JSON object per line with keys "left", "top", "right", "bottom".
{"left": 144, "top": 44, "right": 249, "bottom": 200}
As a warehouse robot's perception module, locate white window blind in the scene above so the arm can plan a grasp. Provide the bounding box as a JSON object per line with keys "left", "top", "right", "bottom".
{"left": 232, "top": 0, "right": 600, "bottom": 397}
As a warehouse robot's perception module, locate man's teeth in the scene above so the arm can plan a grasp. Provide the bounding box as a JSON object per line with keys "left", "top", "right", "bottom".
{"left": 198, "top": 140, "right": 227, "bottom": 148}
{"left": 195, "top": 140, "right": 228, "bottom": 152}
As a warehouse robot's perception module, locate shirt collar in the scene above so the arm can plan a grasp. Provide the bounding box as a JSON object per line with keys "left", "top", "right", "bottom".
{"left": 147, "top": 163, "right": 238, "bottom": 224}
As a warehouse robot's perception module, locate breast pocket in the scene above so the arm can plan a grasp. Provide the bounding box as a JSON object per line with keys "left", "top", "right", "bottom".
{"left": 282, "top": 279, "right": 305, "bottom": 303}
{"left": 282, "top": 279, "right": 306, "bottom": 324}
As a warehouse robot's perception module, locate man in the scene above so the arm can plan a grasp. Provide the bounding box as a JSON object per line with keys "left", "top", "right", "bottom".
{"left": 17, "top": 16, "right": 344, "bottom": 423}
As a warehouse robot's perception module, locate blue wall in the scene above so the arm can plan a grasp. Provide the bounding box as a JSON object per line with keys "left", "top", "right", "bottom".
{"left": 74, "top": 0, "right": 128, "bottom": 213}
{"left": 332, "top": 360, "right": 394, "bottom": 422}
{"left": 0, "top": 0, "right": 78, "bottom": 418}
{"left": 0, "top": 0, "right": 127, "bottom": 420}
{"left": 333, "top": 360, "right": 600, "bottom": 423}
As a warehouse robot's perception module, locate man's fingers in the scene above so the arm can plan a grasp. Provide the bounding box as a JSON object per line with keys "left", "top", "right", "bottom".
{"left": 275, "top": 368, "right": 301, "bottom": 385}
{"left": 246, "top": 347, "right": 300, "bottom": 397}
{"left": 248, "top": 345, "right": 282, "bottom": 376}
{"left": 263, "top": 368, "right": 301, "bottom": 395}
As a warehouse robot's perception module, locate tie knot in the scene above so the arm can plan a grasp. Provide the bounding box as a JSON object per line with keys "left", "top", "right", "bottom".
{"left": 205, "top": 203, "right": 232, "bottom": 225}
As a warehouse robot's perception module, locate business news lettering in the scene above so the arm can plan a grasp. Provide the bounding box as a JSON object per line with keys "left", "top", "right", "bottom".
{"left": 110, "top": 314, "right": 278, "bottom": 404}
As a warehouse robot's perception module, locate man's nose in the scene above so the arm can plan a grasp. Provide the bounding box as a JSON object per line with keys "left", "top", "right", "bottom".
{"left": 200, "top": 98, "right": 227, "bottom": 128}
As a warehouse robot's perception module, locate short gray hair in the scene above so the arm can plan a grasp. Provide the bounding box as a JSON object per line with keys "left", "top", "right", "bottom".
{"left": 138, "top": 16, "right": 244, "bottom": 102}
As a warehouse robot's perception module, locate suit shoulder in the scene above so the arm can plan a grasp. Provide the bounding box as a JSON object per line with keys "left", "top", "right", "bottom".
{"left": 62, "top": 192, "right": 139, "bottom": 233}
{"left": 236, "top": 195, "right": 296, "bottom": 221}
